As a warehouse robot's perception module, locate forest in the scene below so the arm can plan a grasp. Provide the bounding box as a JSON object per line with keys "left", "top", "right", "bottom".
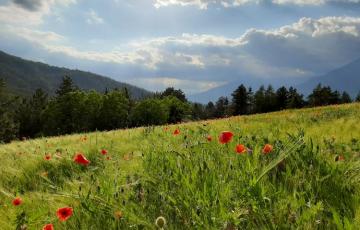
{"left": 1, "top": 76, "right": 359, "bottom": 143}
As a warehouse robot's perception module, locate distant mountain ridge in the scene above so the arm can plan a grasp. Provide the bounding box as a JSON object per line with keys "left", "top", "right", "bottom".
{"left": 297, "top": 57, "right": 360, "bottom": 98}
{"left": 0, "top": 50, "right": 151, "bottom": 99}
{"left": 189, "top": 58, "right": 360, "bottom": 103}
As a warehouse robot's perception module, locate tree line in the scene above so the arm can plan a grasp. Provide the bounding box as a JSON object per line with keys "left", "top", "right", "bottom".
{"left": 0, "top": 76, "right": 359, "bottom": 143}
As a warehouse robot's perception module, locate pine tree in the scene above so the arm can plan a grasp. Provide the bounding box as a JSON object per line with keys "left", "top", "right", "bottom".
{"left": 231, "top": 84, "right": 250, "bottom": 115}
{"left": 340, "top": 91, "right": 352, "bottom": 104}
{"left": 254, "top": 85, "right": 266, "bottom": 113}
{"left": 286, "top": 87, "right": 305, "bottom": 109}
{"left": 214, "top": 96, "right": 229, "bottom": 118}
{"left": 356, "top": 91, "right": 360, "bottom": 102}
{"left": 56, "top": 76, "right": 77, "bottom": 97}
{"left": 276, "top": 86, "right": 289, "bottom": 110}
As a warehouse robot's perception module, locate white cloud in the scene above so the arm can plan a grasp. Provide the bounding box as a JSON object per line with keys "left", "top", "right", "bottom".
{"left": 153, "top": 0, "right": 360, "bottom": 9}
{"left": 127, "top": 77, "right": 227, "bottom": 94}
{"left": 86, "top": 9, "right": 104, "bottom": 25}
{"left": 1, "top": 16, "right": 360, "bottom": 83}
{"left": 0, "top": 0, "right": 76, "bottom": 26}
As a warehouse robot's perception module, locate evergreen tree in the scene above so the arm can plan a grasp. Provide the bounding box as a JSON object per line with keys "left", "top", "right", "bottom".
{"left": 286, "top": 87, "right": 305, "bottom": 109}
{"left": 264, "top": 85, "right": 277, "bottom": 112}
{"left": 340, "top": 91, "right": 352, "bottom": 104}
{"left": 214, "top": 96, "right": 229, "bottom": 118}
{"left": 205, "top": 102, "right": 216, "bottom": 118}
{"left": 356, "top": 91, "right": 360, "bottom": 102}
{"left": 17, "top": 89, "right": 48, "bottom": 138}
{"left": 275, "top": 86, "right": 289, "bottom": 110}
{"left": 0, "top": 79, "right": 19, "bottom": 142}
{"left": 56, "top": 76, "right": 77, "bottom": 97}
{"left": 254, "top": 86, "right": 266, "bottom": 113}
{"left": 231, "top": 84, "right": 250, "bottom": 115}
{"left": 308, "top": 84, "right": 341, "bottom": 106}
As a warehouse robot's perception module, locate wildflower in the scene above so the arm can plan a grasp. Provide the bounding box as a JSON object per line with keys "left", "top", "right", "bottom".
{"left": 101, "top": 149, "right": 108, "bottom": 155}
{"left": 114, "top": 211, "right": 123, "bottom": 219}
{"left": 335, "top": 155, "right": 345, "bottom": 161}
{"left": 44, "top": 154, "right": 51, "bottom": 160}
{"left": 262, "top": 144, "right": 273, "bottom": 155}
{"left": 173, "top": 129, "right": 180, "bottom": 135}
{"left": 219, "top": 131, "right": 233, "bottom": 144}
{"left": 73, "top": 153, "right": 90, "bottom": 166}
{"left": 42, "top": 224, "right": 54, "bottom": 230}
{"left": 235, "top": 144, "right": 247, "bottom": 154}
{"left": 56, "top": 207, "right": 73, "bottom": 222}
{"left": 155, "top": 216, "right": 166, "bottom": 228}
{"left": 207, "top": 135, "right": 212, "bottom": 142}
{"left": 12, "top": 197, "right": 22, "bottom": 206}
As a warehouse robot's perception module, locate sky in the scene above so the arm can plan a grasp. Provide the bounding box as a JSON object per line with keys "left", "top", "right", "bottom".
{"left": 0, "top": 0, "right": 360, "bottom": 94}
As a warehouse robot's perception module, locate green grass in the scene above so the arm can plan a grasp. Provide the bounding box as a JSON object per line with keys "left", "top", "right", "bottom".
{"left": 1, "top": 103, "right": 360, "bottom": 229}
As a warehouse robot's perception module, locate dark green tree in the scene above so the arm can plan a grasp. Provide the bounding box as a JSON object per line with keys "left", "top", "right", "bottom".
{"left": 340, "top": 91, "right": 352, "bottom": 104}
{"left": 191, "top": 103, "right": 207, "bottom": 120}
{"left": 56, "top": 76, "right": 77, "bottom": 97}
{"left": 231, "top": 84, "right": 250, "bottom": 115}
{"left": 161, "top": 87, "right": 187, "bottom": 102}
{"left": 205, "top": 102, "right": 216, "bottom": 119}
{"left": 214, "top": 96, "right": 229, "bottom": 118}
{"left": 356, "top": 91, "right": 360, "bottom": 102}
{"left": 162, "top": 96, "right": 191, "bottom": 123}
{"left": 254, "top": 85, "right": 266, "bottom": 113}
{"left": 286, "top": 87, "right": 305, "bottom": 109}
{"left": 0, "top": 79, "right": 19, "bottom": 142}
{"left": 276, "top": 86, "right": 289, "bottom": 110}
{"left": 98, "top": 90, "right": 130, "bottom": 130}
{"left": 131, "top": 99, "right": 168, "bottom": 126}
{"left": 17, "top": 89, "right": 48, "bottom": 138}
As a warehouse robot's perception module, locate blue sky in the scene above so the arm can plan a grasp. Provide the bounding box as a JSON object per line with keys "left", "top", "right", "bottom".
{"left": 1, "top": 0, "right": 360, "bottom": 94}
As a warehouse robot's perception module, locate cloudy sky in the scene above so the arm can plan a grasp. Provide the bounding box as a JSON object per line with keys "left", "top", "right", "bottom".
{"left": 1, "top": 0, "right": 360, "bottom": 94}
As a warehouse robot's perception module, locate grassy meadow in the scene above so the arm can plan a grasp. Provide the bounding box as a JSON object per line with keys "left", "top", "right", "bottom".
{"left": 0, "top": 103, "right": 360, "bottom": 229}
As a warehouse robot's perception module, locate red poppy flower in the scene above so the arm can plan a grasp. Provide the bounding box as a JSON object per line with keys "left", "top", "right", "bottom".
{"left": 173, "top": 129, "right": 180, "bottom": 135}
{"left": 219, "top": 131, "right": 233, "bottom": 144}
{"left": 73, "top": 153, "right": 90, "bottom": 166}
{"left": 101, "top": 149, "right": 108, "bottom": 155}
{"left": 207, "top": 135, "right": 212, "bottom": 142}
{"left": 335, "top": 155, "right": 345, "bottom": 161}
{"left": 12, "top": 197, "right": 22, "bottom": 206}
{"left": 42, "top": 224, "right": 54, "bottom": 230}
{"left": 44, "top": 154, "right": 51, "bottom": 160}
{"left": 262, "top": 144, "right": 273, "bottom": 155}
{"left": 56, "top": 207, "right": 73, "bottom": 222}
{"left": 236, "top": 144, "right": 247, "bottom": 154}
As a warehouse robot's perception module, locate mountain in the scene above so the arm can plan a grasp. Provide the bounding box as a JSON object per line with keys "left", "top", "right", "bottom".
{"left": 297, "top": 58, "right": 360, "bottom": 98}
{"left": 189, "top": 58, "right": 360, "bottom": 103}
{"left": 188, "top": 77, "right": 307, "bottom": 103}
{"left": 0, "top": 50, "right": 151, "bottom": 99}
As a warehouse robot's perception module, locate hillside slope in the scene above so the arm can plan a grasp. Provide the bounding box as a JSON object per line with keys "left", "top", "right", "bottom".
{"left": 0, "top": 50, "right": 151, "bottom": 99}
{"left": 0, "top": 103, "right": 359, "bottom": 229}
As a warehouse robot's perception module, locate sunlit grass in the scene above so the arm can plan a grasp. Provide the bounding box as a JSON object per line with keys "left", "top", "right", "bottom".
{"left": 0, "top": 103, "right": 359, "bottom": 229}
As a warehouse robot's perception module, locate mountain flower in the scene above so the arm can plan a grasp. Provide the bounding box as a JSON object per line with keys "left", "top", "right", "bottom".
{"left": 219, "top": 131, "right": 233, "bottom": 144}
{"left": 12, "top": 197, "right": 22, "bottom": 206}
{"left": 236, "top": 144, "right": 247, "bottom": 154}
{"left": 73, "top": 153, "right": 90, "bottom": 166}
{"left": 262, "top": 144, "right": 273, "bottom": 154}
{"left": 56, "top": 207, "right": 73, "bottom": 222}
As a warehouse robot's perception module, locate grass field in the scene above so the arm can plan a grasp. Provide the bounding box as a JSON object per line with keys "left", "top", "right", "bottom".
{"left": 1, "top": 103, "right": 360, "bottom": 229}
